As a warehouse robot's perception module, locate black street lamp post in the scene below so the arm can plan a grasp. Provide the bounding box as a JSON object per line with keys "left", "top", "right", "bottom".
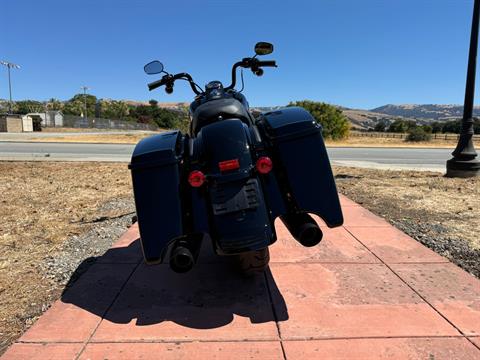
{"left": 446, "top": 0, "right": 480, "bottom": 177}
{"left": 0, "top": 60, "right": 21, "bottom": 114}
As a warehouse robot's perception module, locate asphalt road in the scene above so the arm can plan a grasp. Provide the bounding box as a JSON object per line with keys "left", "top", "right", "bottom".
{"left": 0, "top": 141, "right": 452, "bottom": 171}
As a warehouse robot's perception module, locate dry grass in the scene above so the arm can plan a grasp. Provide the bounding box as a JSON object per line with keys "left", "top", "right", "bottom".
{"left": 41, "top": 127, "right": 128, "bottom": 133}
{"left": 0, "top": 162, "right": 132, "bottom": 352}
{"left": 28, "top": 131, "right": 479, "bottom": 148}
{"left": 326, "top": 136, "right": 480, "bottom": 148}
{"left": 334, "top": 166, "right": 480, "bottom": 250}
{"left": 28, "top": 133, "right": 154, "bottom": 144}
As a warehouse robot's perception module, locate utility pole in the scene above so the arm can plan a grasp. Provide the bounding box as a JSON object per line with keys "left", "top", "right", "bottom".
{"left": 446, "top": 0, "right": 480, "bottom": 177}
{"left": 0, "top": 60, "right": 21, "bottom": 114}
{"left": 80, "top": 86, "right": 90, "bottom": 122}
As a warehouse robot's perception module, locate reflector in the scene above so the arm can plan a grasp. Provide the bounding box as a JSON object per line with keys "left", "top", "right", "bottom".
{"left": 219, "top": 159, "right": 240, "bottom": 172}
{"left": 188, "top": 170, "right": 206, "bottom": 187}
{"left": 256, "top": 157, "right": 273, "bottom": 174}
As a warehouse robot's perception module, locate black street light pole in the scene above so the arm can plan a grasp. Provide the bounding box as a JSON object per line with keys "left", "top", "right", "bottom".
{"left": 0, "top": 60, "right": 21, "bottom": 114}
{"left": 446, "top": 0, "right": 480, "bottom": 177}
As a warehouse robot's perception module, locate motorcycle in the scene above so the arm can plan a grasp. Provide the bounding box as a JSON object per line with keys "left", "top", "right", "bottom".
{"left": 129, "top": 42, "right": 343, "bottom": 275}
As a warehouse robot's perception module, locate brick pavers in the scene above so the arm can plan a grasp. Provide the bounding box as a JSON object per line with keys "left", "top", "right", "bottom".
{"left": 2, "top": 195, "right": 479, "bottom": 359}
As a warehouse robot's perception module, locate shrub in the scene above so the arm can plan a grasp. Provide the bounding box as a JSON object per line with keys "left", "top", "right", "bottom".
{"left": 406, "top": 127, "right": 432, "bottom": 142}
{"left": 288, "top": 100, "right": 350, "bottom": 140}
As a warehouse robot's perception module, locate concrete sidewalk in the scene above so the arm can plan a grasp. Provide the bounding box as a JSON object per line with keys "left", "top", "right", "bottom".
{"left": 2, "top": 196, "right": 479, "bottom": 359}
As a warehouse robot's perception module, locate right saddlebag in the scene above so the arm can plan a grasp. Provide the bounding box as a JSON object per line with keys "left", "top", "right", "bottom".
{"left": 259, "top": 107, "right": 343, "bottom": 227}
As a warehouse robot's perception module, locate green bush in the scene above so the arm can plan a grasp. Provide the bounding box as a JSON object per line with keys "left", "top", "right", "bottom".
{"left": 388, "top": 119, "right": 417, "bottom": 133}
{"left": 406, "top": 127, "right": 432, "bottom": 142}
{"left": 288, "top": 100, "right": 350, "bottom": 140}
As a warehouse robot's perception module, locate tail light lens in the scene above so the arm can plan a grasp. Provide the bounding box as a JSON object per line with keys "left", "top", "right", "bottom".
{"left": 256, "top": 156, "right": 273, "bottom": 174}
{"left": 188, "top": 170, "right": 206, "bottom": 187}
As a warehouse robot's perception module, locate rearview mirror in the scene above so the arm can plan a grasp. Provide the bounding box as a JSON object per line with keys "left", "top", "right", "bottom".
{"left": 144, "top": 61, "right": 164, "bottom": 75}
{"left": 254, "top": 42, "right": 274, "bottom": 56}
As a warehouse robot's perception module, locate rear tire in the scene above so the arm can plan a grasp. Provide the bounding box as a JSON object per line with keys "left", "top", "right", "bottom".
{"left": 235, "top": 248, "right": 270, "bottom": 276}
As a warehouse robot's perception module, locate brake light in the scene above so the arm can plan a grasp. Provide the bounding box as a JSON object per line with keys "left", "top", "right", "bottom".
{"left": 219, "top": 159, "right": 240, "bottom": 172}
{"left": 256, "top": 157, "right": 273, "bottom": 174}
{"left": 188, "top": 170, "right": 206, "bottom": 187}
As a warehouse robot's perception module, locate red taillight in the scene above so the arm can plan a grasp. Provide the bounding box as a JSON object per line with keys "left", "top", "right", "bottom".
{"left": 219, "top": 159, "right": 240, "bottom": 172}
{"left": 256, "top": 156, "right": 273, "bottom": 174}
{"left": 188, "top": 170, "right": 206, "bottom": 187}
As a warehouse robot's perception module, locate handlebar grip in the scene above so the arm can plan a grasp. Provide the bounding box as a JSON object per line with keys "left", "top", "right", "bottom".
{"left": 257, "top": 60, "right": 277, "bottom": 67}
{"left": 147, "top": 79, "right": 165, "bottom": 91}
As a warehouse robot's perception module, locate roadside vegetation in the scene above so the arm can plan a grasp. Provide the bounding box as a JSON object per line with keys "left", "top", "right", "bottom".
{"left": 374, "top": 118, "right": 480, "bottom": 142}
{"left": 9, "top": 96, "right": 189, "bottom": 132}
{"left": 289, "top": 100, "right": 350, "bottom": 140}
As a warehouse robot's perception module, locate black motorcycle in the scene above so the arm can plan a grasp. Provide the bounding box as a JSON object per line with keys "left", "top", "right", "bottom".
{"left": 129, "top": 42, "right": 343, "bottom": 275}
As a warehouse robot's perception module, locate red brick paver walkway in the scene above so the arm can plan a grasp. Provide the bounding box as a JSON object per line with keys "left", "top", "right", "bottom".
{"left": 2, "top": 195, "right": 480, "bottom": 359}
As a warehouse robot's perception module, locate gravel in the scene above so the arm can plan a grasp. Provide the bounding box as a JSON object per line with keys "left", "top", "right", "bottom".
{"left": 334, "top": 166, "right": 480, "bottom": 279}
{"left": 42, "top": 198, "right": 135, "bottom": 287}
{"left": 391, "top": 220, "right": 480, "bottom": 278}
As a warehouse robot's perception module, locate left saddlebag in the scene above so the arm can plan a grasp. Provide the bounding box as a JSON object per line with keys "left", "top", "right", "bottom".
{"left": 129, "top": 131, "right": 185, "bottom": 264}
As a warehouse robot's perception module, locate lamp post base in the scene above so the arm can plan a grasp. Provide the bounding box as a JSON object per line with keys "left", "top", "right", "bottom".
{"left": 446, "top": 158, "right": 480, "bottom": 178}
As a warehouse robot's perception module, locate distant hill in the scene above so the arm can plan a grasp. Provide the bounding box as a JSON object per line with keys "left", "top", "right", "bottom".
{"left": 370, "top": 104, "right": 480, "bottom": 121}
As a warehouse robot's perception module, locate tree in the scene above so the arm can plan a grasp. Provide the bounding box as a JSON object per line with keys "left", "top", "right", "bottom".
{"left": 442, "top": 120, "right": 462, "bottom": 134}
{"left": 422, "top": 125, "right": 433, "bottom": 133}
{"left": 63, "top": 93, "right": 97, "bottom": 117}
{"left": 46, "top": 98, "right": 63, "bottom": 111}
{"left": 374, "top": 121, "right": 387, "bottom": 132}
{"left": 288, "top": 100, "right": 350, "bottom": 140}
{"left": 406, "top": 127, "right": 432, "bottom": 142}
{"left": 15, "top": 100, "right": 44, "bottom": 114}
{"left": 128, "top": 104, "right": 188, "bottom": 129}
{"left": 99, "top": 100, "right": 129, "bottom": 119}
{"left": 431, "top": 122, "right": 443, "bottom": 133}
{"left": 388, "top": 119, "right": 417, "bottom": 133}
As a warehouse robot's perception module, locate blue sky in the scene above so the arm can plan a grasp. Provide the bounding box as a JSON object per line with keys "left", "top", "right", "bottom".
{"left": 1, "top": 0, "right": 476, "bottom": 109}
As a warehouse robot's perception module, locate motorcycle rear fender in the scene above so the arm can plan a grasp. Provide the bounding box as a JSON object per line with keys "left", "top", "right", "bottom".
{"left": 192, "top": 119, "right": 276, "bottom": 254}
{"left": 259, "top": 107, "right": 344, "bottom": 228}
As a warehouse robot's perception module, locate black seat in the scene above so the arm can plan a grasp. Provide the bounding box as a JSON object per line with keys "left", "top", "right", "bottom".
{"left": 192, "top": 98, "right": 251, "bottom": 135}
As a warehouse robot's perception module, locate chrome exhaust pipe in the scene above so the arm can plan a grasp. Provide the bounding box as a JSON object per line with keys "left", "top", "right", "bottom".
{"left": 280, "top": 213, "right": 323, "bottom": 247}
{"left": 169, "top": 234, "right": 202, "bottom": 273}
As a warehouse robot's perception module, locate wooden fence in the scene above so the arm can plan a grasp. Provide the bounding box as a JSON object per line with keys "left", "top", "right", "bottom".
{"left": 350, "top": 131, "right": 480, "bottom": 141}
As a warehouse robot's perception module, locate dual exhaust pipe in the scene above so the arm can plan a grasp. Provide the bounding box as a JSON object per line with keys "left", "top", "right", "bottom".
{"left": 169, "top": 213, "right": 322, "bottom": 273}
{"left": 169, "top": 234, "right": 202, "bottom": 273}
{"left": 280, "top": 212, "right": 323, "bottom": 247}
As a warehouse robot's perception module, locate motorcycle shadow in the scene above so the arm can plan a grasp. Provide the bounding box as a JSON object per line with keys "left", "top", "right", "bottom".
{"left": 61, "top": 239, "right": 288, "bottom": 330}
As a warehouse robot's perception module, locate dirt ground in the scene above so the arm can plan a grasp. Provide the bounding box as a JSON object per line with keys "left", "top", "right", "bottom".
{"left": 0, "top": 162, "right": 479, "bottom": 354}
{"left": 327, "top": 136, "right": 480, "bottom": 149}
{"left": 29, "top": 132, "right": 154, "bottom": 144}
{"left": 0, "top": 162, "right": 134, "bottom": 354}
{"left": 334, "top": 166, "right": 480, "bottom": 277}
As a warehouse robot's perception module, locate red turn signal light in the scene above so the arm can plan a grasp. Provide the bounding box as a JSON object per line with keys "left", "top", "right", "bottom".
{"left": 188, "top": 170, "right": 206, "bottom": 188}
{"left": 256, "top": 156, "right": 273, "bottom": 174}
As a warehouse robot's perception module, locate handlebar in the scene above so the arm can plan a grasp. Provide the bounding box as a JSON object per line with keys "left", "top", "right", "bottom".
{"left": 148, "top": 58, "right": 277, "bottom": 94}
{"left": 148, "top": 72, "right": 201, "bottom": 95}
{"left": 148, "top": 78, "right": 167, "bottom": 91}
{"left": 225, "top": 58, "right": 277, "bottom": 90}
{"left": 257, "top": 60, "right": 277, "bottom": 67}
